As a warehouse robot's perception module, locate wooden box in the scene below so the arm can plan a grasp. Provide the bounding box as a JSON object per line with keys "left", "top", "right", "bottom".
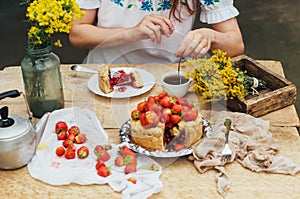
{"left": 226, "top": 54, "right": 297, "bottom": 117}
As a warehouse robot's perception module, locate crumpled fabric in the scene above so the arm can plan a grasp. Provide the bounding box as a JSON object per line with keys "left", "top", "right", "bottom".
{"left": 192, "top": 110, "right": 300, "bottom": 197}
{"left": 28, "top": 107, "right": 162, "bottom": 199}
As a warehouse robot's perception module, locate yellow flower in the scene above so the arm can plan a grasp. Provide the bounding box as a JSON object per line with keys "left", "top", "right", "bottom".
{"left": 54, "top": 39, "right": 62, "bottom": 47}
{"left": 186, "top": 50, "right": 246, "bottom": 102}
{"left": 24, "top": 0, "right": 85, "bottom": 49}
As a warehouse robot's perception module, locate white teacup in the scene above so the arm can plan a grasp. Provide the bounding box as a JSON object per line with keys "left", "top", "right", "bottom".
{"left": 160, "top": 71, "right": 191, "bottom": 98}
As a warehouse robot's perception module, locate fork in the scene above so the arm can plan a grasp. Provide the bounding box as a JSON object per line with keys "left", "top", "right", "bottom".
{"left": 221, "top": 118, "right": 233, "bottom": 162}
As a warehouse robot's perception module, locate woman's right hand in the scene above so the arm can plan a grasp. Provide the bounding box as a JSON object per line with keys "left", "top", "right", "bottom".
{"left": 129, "top": 14, "right": 175, "bottom": 44}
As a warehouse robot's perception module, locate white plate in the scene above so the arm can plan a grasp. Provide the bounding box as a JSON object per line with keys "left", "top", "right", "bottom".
{"left": 88, "top": 67, "right": 155, "bottom": 98}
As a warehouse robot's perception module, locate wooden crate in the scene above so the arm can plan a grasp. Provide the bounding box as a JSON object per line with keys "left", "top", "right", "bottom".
{"left": 225, "top": 54, "right": 297, "bottom": 117}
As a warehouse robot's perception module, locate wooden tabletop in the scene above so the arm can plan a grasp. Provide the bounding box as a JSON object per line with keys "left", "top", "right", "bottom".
{"left": 0, "top": 61, "right": 300, "bottom": 199}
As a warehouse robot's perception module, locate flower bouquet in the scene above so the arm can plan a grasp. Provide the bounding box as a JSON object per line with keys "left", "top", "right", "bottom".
{"left": 20, "top": 0, "right": 85, "bottom": 118}
{"left": 185, "top": 50, "right": 267, "bottom": 103}
{"left": 23, "top": 0, "right": 85, "bottom": 50}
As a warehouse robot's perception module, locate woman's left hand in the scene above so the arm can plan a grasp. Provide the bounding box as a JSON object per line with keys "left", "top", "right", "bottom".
{"left": 174, "top": 28, "right": 214, "bottom": 58}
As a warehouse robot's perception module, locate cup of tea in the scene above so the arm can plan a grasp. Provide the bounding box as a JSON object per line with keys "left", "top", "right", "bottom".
{"left": 160, "top": 71, "right": 192, "bottom": 98}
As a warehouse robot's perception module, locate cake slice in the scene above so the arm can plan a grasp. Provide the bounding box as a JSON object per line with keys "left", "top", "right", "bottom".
{"left": 98, "top": 65, "right": 113, "bottom": 94}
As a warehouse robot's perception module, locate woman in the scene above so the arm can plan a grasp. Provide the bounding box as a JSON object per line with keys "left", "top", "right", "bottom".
{"left": 69, "top": 0, "right": 244, "bottom": 64}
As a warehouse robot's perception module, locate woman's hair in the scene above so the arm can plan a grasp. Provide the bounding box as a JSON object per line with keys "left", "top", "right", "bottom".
{"left": 169, "top": 0, "right": 198, "bottom": 22}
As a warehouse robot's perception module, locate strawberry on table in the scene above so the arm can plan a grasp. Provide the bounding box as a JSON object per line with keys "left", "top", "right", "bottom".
{"left": 57, "top": 130, "right": 68, "bottom": 140}
{"left": 75, "top": 133, "right": 87, "bottom": 144}
{"left": 65, "top": 145, "right": 76, "bottom": 159}
{"left": 96, "top": 149, "right": 111, "bottom": 162}
{"left": 55, "top": 146, "right": 65, "bottom": 157}
{"left": 120, "top": 146, "right": 136, "bottom": 157}
{"left": 67, "top": 133, "right": 76, "bottom": 142}
{"left": 97, "top": 165, "right": 111, "bottom": 178}
{"left": 62, "top": 139, "right": 73, "bottom": 148}
{"left": 95, "top": 159, "right": 105, "bottom": 170}
{"left": 114, "top": 155, "right": 124, "bottom": 167}
{"left": 124, "top": 163, "right": 137, "bottom": 174}
{"left": 55, "top": 121, "right": 68, "bottom": 134}
{"left": 68, "top": 125, "right": 80, "bottom": 135}
{"left": 77, "top": 146, "right": 89, "bottom": 159}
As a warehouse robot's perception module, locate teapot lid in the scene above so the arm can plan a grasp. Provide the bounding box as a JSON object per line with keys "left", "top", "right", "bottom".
{"left": 0, "top": 106, "right": 31, "bottom": 140}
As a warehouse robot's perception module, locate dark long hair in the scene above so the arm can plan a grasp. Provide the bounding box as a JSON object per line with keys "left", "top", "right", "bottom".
{"left": 169, "top": 0, "right": 198, "bottom": 22}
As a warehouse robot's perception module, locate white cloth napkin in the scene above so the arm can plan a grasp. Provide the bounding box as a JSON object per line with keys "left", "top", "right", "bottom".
{"left": 28, "top": 107, "right": 162, "bottom": 199}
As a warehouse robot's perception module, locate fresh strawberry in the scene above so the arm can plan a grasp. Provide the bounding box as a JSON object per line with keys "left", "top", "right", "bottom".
{"left": 174, "top": 144, "right": 186, "bottom": 151}
{"left": 131, "top": 109, "right": 141, "bottom": 120}
{"left": 55, "top": 121, "right": 68, "bottom": 134}
{"left": 123, "top": 155, "right": 137, "bottom": 166}
{"left": 68, "top": 125, "right": 80, "bottom": 135}
{"left": 94, "top": 145, "right": 105, "bottom": 154}
{"left": 75, "top": 133, "right": 87, "bottom": 144}
{"left": 137, "top": 101, "right": 147, "bottom": 112}
{"left": 171, "top": 104, "right": 182, "bottom": 114}
{"left": 55, "top": 146, "right": 65, "bottom": 157}
{"left": 68, "top": 133, "right": 76, "bottom": 142}
{"left": 65, "top": 145, "right": 76, "bottom": 159}
{"left": 57, "top": 130, "right": 68, "bottom": 140}
{"left": 77, "top": 146, "right": 89, "bottom": 159}
{"left": 147, "top": 96, "right": 157, "bottom": 104}
{"left": 95, "top": 159, "right": 105, "bottom": 170}
{"left": 171, "top": 114, "right": 181, "bottom": 124}
{"left": 96, "top": 149, "right": 111, "bottom": 162}
{"left": 124, "top": 163, "right": 137, "bottom": 174}
{"left": 170, "top": 96, "right": 179, "bottom": 105}
{"left": 139, "top": 113, "right": 149, "bottom": 127}
{"left": 104, "top": 144, "right": 112, "bottom": 151}
{"left": 160, "top": 113, "right": 171, "bottom": 123}
{"left": 127, "top": 177, "right": 137, "bottom": 184}
{"left": 114, "top": 155, "right": 124, "bottom": 167}
{"left": 97, "top": 165, "right": 111, "bottom": 177}
{"left": 62, "top": 139, "right": 73, "bottom": 148}
{"left": 120, "top": 146, "right": 136, "bottom": 157}
{"left": 182, "top": 109, "right": 198, "bottom": 121}
{"left": 159, "top": 95, "right": 171, "bottom": 108}
{"left": 157, "top": 92, "right": 167, "bottom": 99}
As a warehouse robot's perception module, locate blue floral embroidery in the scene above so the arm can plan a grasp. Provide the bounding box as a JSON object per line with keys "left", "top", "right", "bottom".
{"left": 112, "top": 0, "right": 173, "bottom": 12}
{"left": 203, "top": 0, "right": 220, "bottom": 6}
{"left": 112, "top": 0, "right": 124, "bottom": 7}
{"left": 141, "top": 1, "right": 154, "bottom": 11}
{"left": 157, "top": 0, "right": 172, "bottom": 11}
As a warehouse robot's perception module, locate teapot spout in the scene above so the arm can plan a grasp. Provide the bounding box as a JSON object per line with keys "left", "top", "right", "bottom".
{"left": 34, "top": 112, "right": 50, "bottom": 144}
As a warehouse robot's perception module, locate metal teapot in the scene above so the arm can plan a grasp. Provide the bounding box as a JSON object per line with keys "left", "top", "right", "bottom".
{"left": 0, "top": 90, "right": 49, "bottom": 170}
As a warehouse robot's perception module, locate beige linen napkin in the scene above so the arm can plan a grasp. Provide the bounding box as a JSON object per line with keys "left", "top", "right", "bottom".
{"left": 192, "top": 110, "right": 300, "bottom": 197}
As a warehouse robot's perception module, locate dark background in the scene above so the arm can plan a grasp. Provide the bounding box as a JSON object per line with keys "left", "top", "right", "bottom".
{"left": 1, "top": 1, "right": 299, "bottom": 117}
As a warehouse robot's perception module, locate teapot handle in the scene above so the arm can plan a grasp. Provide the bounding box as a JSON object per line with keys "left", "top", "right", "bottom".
{"left": 0, "top": 90, "right": 33, "bottom": 120}
{"left": 0, "top": 90, "right": 21, "bottom": 100}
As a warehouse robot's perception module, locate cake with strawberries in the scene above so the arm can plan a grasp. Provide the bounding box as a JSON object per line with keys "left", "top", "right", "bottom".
{"left": 130, "top": 93, "right": 203, "bottom": 151}
{"left": 98, "top": 65, "right": 144, "bottom": 94}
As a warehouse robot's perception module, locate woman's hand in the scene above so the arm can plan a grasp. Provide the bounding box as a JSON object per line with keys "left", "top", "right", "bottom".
{"left": 129, "top": 14, "right": 175, "bottom": 44}
{"left": 175, "top": 28, "right": 214, "bottom": 58}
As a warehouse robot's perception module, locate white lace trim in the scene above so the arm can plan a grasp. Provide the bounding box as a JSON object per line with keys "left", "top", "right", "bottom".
{"left": 200, "top": 5, "right": 239, "bottom": 24}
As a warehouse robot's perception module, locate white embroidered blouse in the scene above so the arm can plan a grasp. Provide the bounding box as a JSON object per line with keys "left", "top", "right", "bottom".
{"left": 76, "top": 0, "right": 239, "bottom": 64}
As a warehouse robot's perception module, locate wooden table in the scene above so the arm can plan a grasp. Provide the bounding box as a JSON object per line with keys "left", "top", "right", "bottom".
{"left": 0, "top": 61, "right": 300, "bottom": 199}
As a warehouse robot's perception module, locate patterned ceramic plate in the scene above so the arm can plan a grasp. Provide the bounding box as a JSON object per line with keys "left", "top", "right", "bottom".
{"left": 119, "top": 118, "right": 212, "bottom": 158}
